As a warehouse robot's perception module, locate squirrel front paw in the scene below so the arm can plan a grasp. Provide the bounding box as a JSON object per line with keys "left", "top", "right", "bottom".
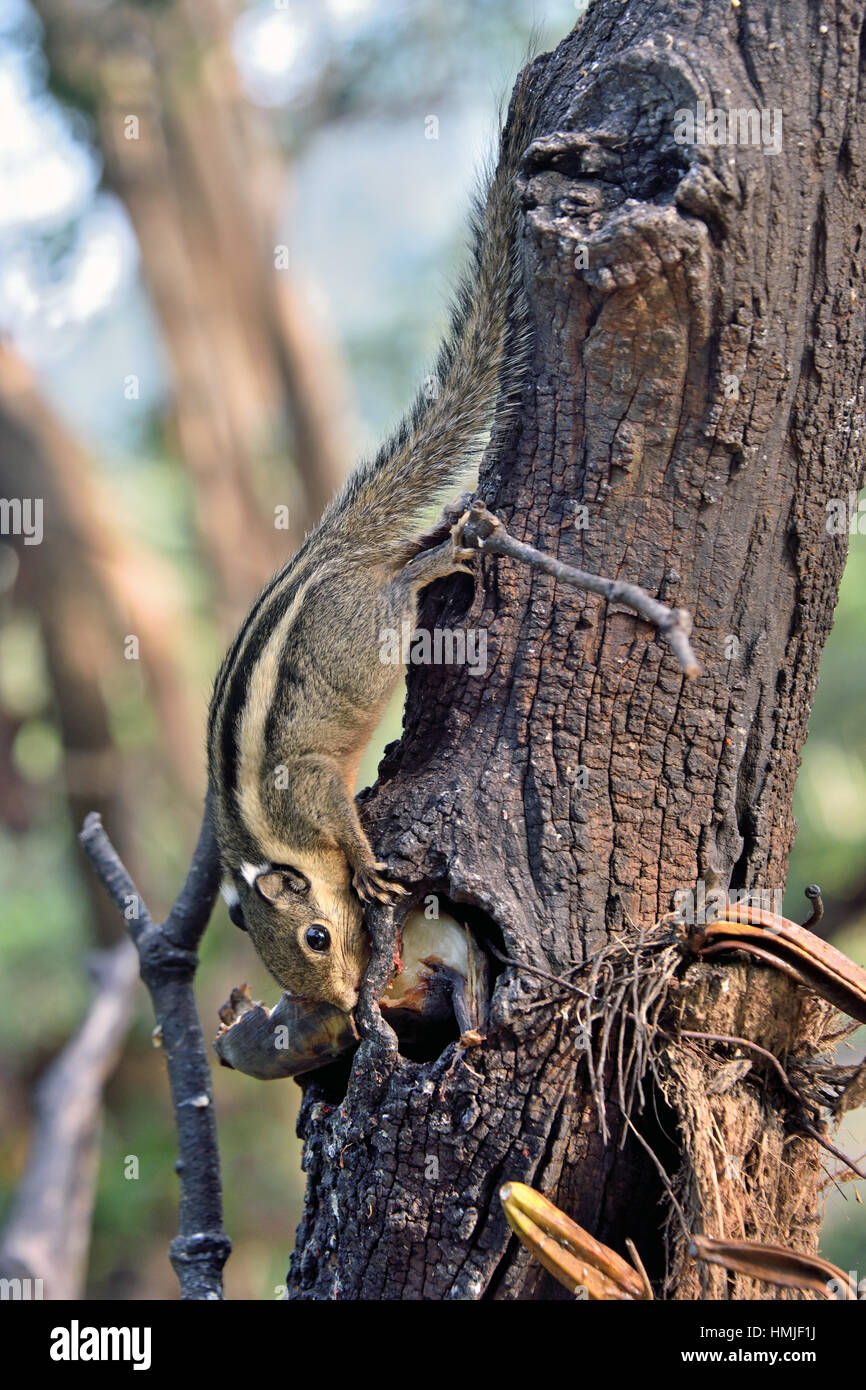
{"left": 451, "top": 499, "right": 501, "bottom": 562}
{"left": 435, "top": 490, "right": 474, "bottom": 529}
{"left": 353, "top": 862, "right": 409, "bottom": 904}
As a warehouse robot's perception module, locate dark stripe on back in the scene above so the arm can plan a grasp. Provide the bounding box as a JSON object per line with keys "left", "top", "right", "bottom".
{"left": 208, "top": 523, "right": 344, "bottom": 739}
{"left": 208, "top": 558, "right": 296, "bottom": 733}
{"left": 263, "top": 654, "right": 307, "bottom": 757}
{"left": 213, "top": 565, "right": 309, "bottom": 799}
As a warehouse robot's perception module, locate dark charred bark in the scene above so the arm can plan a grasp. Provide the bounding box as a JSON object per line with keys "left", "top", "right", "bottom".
{"left": 286, "top": 1, "right": 866, "bottom": 1300}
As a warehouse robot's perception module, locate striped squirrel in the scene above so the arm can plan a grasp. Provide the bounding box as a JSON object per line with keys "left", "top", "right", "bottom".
{"left": 207, "top": 66, "right": 539, "bottom": 1014}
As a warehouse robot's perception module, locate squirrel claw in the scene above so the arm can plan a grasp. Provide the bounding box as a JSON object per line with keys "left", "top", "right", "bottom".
{"left": 449, "top": 510, "right": 473, "bottom": 555}
{"left": 436, "top": 491, "right": 474, "bottom": 528}
{"left": 450, "top": 508, "right": 490, "bottom": 565}
{"left": 353, "top": 863, "right": 408, "bottom": 904}
{"left": 452, "top": 502, "right": 502, "bottom": 560}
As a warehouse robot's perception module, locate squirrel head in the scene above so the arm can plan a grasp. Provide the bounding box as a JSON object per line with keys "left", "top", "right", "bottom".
{"left": 222, "top": 857, "right": 370, "bottom": 1013}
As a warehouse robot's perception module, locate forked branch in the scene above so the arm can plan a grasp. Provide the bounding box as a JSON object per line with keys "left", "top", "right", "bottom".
{"left": 79, "top": 794, "right": 229, "bottom": 1299}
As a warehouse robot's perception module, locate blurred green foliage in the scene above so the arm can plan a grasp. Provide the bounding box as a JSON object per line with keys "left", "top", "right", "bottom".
{"left": 788, "top": 531, "right": 866, "bottom": 1276}
{"left": 789, "top": 533, "right": 866, "bottom": 905}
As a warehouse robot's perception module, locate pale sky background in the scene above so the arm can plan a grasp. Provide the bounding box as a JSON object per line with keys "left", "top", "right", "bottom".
{"left": 0, "top": 0, "right": 579, "bottom": 454}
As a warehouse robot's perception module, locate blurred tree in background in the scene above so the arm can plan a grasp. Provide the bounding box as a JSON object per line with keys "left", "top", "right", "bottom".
{"left": 0, "top": 0, "right": 861, "bottom": 1298}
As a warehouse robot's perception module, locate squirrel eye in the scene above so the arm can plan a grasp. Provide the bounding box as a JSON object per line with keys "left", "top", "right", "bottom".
{"left": 305, "top": 925, "right": 331, "bottom": 954}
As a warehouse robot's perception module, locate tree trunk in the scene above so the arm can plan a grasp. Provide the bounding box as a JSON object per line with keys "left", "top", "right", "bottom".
{"left": 286, "top": 0, "right": 866, "bottom": 1300}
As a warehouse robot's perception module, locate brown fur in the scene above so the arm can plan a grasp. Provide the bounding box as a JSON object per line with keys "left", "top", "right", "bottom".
{"left": 208, "top": 65, "right": 542, "bottom": 1012}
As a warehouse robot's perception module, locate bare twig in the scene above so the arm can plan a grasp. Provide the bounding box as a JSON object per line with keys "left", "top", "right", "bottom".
{"left": 801, "top": 883, "right": 824, "bottom": 931}
{"left": 456, "top": 500, "right": 701, "bottom": 678}
{"left": 488, "top": 943, "right": 592, "bottom": 999}
{"left": 797, "top": 1120, "right": 866, "bottom": 1181}
{"left": 679, "top": 1030, "right": 796, "bottom": 1097}
{"left": 678, "top": 1030, "right": 866, "bottom": 1180}
{"left": 625, "top": 1238, "right": 654, "bottom": 1301}
{"left": 622, "top": 1112, "right": 690, "bottom": 1234}
{"left": 79, "top": 792, "right": 230, "bottom": 1299}
{"left": 0, "top": 940, "right": 139, "bottom": 1298}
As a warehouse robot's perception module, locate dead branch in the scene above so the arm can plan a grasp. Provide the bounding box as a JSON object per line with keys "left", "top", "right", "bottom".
{"left": 79, "top": 795, "right": 229, "bottom": 1299}
{"left": 456, "top": 500, "right": 701, "bottom": 677}
{"left": 0, "top": 940, "right": 139, "bottom": 1298}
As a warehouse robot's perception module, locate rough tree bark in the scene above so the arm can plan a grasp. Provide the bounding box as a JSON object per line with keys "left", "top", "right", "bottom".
{"left": 284, "top": 1, "right": 866, "bottom": 1300}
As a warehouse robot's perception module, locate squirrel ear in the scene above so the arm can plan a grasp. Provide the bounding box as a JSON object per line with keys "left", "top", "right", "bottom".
{"left": 278, "top": 865, "right": 310, "bottom": 895}
{"left": 255, "top": 866, "right": 310, "bottom": 902}
{"left": 255, "top": 870, "right": 287, "bottom": 903}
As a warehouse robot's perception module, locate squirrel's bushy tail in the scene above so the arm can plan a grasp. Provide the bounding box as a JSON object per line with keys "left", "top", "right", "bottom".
{"left": 314, "top": 60, "right": 542, "bottom": 563}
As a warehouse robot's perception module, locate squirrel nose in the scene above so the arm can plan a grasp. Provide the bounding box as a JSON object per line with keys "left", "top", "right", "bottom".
{"left": 338, "top": 984, "right": 360, "bottom": 1014}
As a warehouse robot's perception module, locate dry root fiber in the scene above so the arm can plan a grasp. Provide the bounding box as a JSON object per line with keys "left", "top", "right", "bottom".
{"left": 562, "top": 921, "right": 858, "bottom": 1300}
